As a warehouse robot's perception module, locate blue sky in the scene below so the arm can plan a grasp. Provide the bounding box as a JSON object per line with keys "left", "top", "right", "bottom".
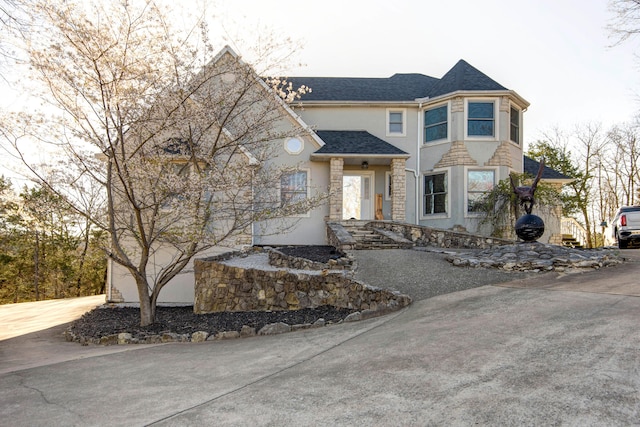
{"left": 216, "top": 0, "right": 640, "bottom": 146}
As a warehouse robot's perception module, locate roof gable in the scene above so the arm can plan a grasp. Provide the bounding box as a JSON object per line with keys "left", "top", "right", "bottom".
{"left": 429, "top": 60, "right": 507, "bottom": 98}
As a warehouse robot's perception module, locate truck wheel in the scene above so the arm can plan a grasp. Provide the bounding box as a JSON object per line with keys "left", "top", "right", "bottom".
{"left": 618, "top": 236, "right": 629, "bottom": 249}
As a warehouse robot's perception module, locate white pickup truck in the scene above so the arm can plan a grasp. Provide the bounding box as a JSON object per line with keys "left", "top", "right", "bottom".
{"left": 612, "top": 206, "right": 640, "bottom": 249}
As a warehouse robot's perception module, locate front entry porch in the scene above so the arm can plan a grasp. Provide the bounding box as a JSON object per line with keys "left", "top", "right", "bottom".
{"left": 327, "top": 157, "right": 407, "bottom": 222}
{"left": 311, "top": 130, "right": 410, "bottom": 222}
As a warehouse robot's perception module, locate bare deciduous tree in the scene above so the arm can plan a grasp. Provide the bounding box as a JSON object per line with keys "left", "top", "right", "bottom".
{"left": 3, "top": 0, "right": 323, "bottom": 325}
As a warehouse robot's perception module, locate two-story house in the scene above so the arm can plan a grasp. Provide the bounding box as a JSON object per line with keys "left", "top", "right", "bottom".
{"left": 108, "top": 46, "right": 565, "bottom": 305}
{"left": 255, "top": 59, "right": 532, "bottom": 245}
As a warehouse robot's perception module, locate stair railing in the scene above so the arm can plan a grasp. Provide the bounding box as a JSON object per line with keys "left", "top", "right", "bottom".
{"left": 561, "top": 217, "right": 587, "bottom": 248}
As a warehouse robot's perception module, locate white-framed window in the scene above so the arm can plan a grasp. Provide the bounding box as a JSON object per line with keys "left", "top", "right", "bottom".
{"left": 466, "top": 169, "right": 495, "bottom": 213}
{"left": 280, "top": 170, "right": 309, "bottom": 207}
{"left": 466, "top": 100, "right": 497, "bottom": 138}
{"left": 386, "top": 108, "right": 406, "bottom": 136}
{"left": 423, "top": 172, "right": 447, "bottom": 216}
{"left": 424, "top": 104, "right": 448, "bottom": 143}
{"left": 385, "top": 171, "right": 392, "bottom": 200}
{"left": 510, "top": 106, "right": 520, "bottom": 144}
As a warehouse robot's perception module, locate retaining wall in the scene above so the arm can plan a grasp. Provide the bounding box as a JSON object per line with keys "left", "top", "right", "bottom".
{"left": 194, "top": 250, "right": 411, "bottom": 315}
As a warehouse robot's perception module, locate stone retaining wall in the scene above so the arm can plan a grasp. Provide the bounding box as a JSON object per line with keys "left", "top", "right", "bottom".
{"left": 268, "top": 247, "right": 353, "bottom": 271}
{"left": 365, "top": 221, "right": 513, "bottom": 249}
{"left": 194, "top": 250, "right": 411, "bottom": 315}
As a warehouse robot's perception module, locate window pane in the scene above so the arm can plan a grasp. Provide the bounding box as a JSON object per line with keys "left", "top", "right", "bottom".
{"left": 426, "top": 123, "right": 447, "bottom": 142}
{"left": 389, "top": 112, "right": 403, "bottom": 123}
{"left": 468, "top": 170, "right": 494, "bottom": 192}
{"left": 467, "top": 193, "right": 485, "bottom": 212}
{"left": 425, "top": 106, "right": 447, "bottom": 126}
{"left": 281, "top": 171, "right": 307, "bottom": 206}
{"left": 433, "top": 173, "right": 446, "bottom": 193}
{"left": 468, "top": 102, "right": 494, "bottom": 119}
{"left": 510, "top": 124, "right": 519, "bottom": 143}
{"left": 468, "top": 120, "right": 494, "bottom": 136}
{"left": 433, "top": 194, "right": 446, "bottom": 213}
{"left": 425, "top": 105, "right": 448, "bottom": 143}
{"left": 389, "top": 122, "right": 403, "bottom": 133}
{"left": 424, "top": 173, "right": 447, "bottom": 215}
{"left": 510, "top": 107, "right": 520, "bottom": 143}
{"left": 389, "top": 112, "right": 403, "bottom": 133}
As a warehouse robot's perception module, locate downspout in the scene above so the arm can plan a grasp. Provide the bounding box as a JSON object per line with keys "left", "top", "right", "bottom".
{"left": 414, "top": 102, "right": 423, "bottom": 224}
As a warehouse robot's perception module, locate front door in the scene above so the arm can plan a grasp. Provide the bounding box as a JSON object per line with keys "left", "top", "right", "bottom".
{"left": 343, "top": 172, "right": 374, "bottom": 220}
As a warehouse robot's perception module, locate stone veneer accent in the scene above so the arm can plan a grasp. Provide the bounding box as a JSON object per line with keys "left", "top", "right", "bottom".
{"left": 327, "top": 222, "right": 357, "bottom": 250}
{"left": 193, "top": 249, "right": 411, "bottom": 315}
{"left": 485, "top": 140, "right": 513, "bottom": 168}
{"left": 435, "top": 140, "right": 478, "bottom": 168}
{"left": 451, "top": 96, "right": 464, "bottom": 113}
{"left": 391, "top": 158, "right": 406, "bottom": 221}
{"left": 329, "top": 157, "right": 344, "bottom": 220}
{"left": 360, "top": 221, "right": 512, "bottom": 250}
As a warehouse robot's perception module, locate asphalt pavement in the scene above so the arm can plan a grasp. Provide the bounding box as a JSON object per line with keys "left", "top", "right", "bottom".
{"left": 1, "top": 249, "right": 640, "bottom": 426}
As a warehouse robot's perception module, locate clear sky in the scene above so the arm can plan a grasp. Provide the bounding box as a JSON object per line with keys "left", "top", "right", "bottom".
{"left": 215, "top": 0, "right": 640, "bottom": 147}
{"left": 1, "top": 0, "right": 638, "bottom": 183}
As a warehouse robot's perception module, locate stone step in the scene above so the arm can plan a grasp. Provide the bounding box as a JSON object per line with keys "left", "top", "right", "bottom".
{"left": 344, "top": 226, "right": 413, "bottom": 250}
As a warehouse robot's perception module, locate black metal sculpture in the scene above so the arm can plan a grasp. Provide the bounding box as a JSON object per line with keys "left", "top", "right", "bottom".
{"left": 511, "top": 158, "right": 546, "bottom": 242}
{"left": 510, "top": 157, "right": 545, "bottom": 215}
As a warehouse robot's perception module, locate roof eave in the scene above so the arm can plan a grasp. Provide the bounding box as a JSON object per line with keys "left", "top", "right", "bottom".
{"left": 292, "top": 89, "right": 530, "bottom": 109}
{"left": 291, "top": 100, "right": 421, "bottom": 108}
{"left": 311, "top": 153, "right": 411, "bottom": 161}
{"left": 423, "top": 90, "right": 530, "bottom": 109}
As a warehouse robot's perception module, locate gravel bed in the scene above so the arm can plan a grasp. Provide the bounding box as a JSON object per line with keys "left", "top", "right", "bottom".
{"left": 353, "top": 248, "right": 539, "bottom": 301}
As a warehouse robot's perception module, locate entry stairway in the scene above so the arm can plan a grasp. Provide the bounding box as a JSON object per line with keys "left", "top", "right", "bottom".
{"left": 561, "top": 234, "right": 584, "bottom": 249}
{"left": 340, "top": 220, "right": 414, "bottom": 250}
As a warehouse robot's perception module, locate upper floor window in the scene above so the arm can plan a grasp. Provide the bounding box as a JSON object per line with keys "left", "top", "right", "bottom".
{"left": 510, "top": 107, "right": 520, "bottom": 144}
{"left": 424, "top": 105, "right": 448, "bottom": 143}
{"left": 467, "top": 169, "right": 494, "bottom": 213}
{"left": 424, "top": 172, "right": 447, "bottom": 215}
{"left": 467, "top": 102, "right": 495, "bottom": 137}
{"left": 280, "top": 170, "right": 308, "bottom": 206}
{"left": 387, "top": 109, "right": 406, "bottom": 136}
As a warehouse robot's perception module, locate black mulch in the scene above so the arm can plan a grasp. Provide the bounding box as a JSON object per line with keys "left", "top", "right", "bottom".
{"left": 276, "top": 245, "right": 345, "bottom": 263}
{"left": 69, "top": 305, "right": 356, "bottom": 340}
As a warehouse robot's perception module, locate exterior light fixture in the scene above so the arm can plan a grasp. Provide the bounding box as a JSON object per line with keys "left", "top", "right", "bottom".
{"left": 361, "top": 161, "right": 369, "bottom": 169}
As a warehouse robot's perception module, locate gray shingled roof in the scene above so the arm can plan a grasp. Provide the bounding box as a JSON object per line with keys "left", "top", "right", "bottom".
{"left": 286, "top": 60, "right": 507, "bottom": 102}
{"left": 428, "top": 60, "right": 506, "bottom": 98}
{"left": 315, "top": 130, "right": 408, "bottom": 156}
{"left": 524, "top": 156, "right": 572, "bottom": 180}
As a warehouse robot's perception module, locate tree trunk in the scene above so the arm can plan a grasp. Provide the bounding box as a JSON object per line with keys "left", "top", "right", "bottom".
{"left": 137, "top": 277, "right": 155, "bottom": 326}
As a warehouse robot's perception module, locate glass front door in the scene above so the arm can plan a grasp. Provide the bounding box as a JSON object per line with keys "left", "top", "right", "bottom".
{"left": 343, "top": 172, "right": 373, "bottom": 220}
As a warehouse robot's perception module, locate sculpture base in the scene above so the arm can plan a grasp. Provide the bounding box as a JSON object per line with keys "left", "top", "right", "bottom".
{"left": 515, "top": 214, "right": 545, "bottom": 242}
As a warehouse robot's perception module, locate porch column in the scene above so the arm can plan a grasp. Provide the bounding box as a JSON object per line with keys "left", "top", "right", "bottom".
{"left": 329, "top": 157, "right": 344, "bottom": 221}
{"left": 391, "top": 158, "right": 406, "bottom": 221}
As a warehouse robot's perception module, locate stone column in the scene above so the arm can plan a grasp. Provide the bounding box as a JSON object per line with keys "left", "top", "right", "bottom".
{"left": 329, "top": 157, "right": 344, "bottom": 221}
{"left": 391, "top": 158, "right": 406, "bottom": 221}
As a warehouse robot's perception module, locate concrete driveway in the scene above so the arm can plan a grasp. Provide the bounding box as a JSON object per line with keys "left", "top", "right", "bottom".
{"left": 1, "top": 251, "right": 640, "bottom": 425}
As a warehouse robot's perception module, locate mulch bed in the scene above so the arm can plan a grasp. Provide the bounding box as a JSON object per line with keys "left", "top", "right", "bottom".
{"left": 69, "top": 305, "right": 356, "bottom": 340}
{"left": 276, "top": 245, "right": 345, "bottom": 263}
{"left": 69, "top": 245, "right": 355, "bottom": 342}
